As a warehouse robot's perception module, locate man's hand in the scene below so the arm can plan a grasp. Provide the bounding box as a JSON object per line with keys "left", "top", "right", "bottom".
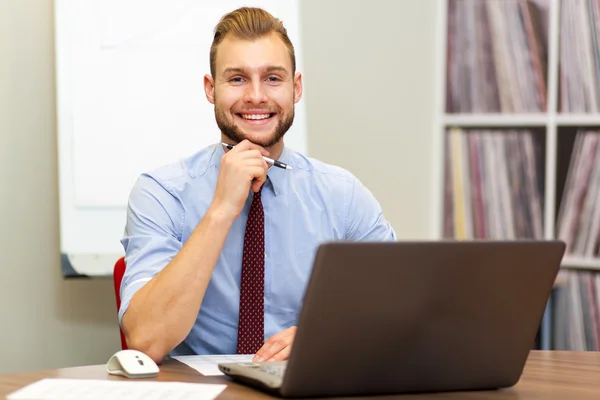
{"left": 210, "top": 140, "right": 269, "bottom": 220}
{"left": 253, "top": 326, "right": 297, "bottom": 362}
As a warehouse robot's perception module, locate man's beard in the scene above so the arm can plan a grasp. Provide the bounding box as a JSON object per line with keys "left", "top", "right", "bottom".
{"left": 215, "top": 106, "right": 295, "bottom": 148}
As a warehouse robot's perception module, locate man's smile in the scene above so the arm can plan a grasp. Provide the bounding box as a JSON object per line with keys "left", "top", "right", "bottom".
{"left": 235, "top": 112, "right": 276, "bottom": 125}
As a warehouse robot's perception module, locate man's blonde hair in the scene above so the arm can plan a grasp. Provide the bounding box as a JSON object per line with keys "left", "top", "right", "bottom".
{"left": 210, "top": 7, "right": 296, "bottom": 77}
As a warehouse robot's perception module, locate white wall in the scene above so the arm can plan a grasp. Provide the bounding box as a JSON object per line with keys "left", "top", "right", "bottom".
{"left": 0, "top": 0, "right": 438, "bottom": 373}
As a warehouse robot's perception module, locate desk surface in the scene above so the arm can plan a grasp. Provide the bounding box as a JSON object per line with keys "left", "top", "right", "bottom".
{"left": 1, "top": 351, "right": 600, "bottom": 399}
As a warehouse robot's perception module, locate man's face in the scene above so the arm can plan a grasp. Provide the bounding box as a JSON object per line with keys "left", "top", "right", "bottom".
{"left": 205, "top": 32, "right": 302, "bottom": 148}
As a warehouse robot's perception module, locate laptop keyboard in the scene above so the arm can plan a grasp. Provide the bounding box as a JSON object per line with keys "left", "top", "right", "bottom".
{"left": 259, "top": 364, "right": 287, "bottom": 378}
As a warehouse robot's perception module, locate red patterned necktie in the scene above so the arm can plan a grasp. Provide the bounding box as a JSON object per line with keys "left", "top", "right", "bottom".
{"left": 236, "top": 188, "right": 265, "bottom": 354}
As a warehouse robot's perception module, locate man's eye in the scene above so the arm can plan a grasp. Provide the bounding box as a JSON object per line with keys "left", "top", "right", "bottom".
{"left": 267, "top": 76, "right": 281, "bottom": 82}
{"left": 231, "top": 77, "right": 244, "bottom": 83}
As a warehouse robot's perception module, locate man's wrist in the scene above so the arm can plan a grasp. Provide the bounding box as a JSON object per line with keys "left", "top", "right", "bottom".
{"left": 205, "top": 204, "right": 237, "bottom": 227}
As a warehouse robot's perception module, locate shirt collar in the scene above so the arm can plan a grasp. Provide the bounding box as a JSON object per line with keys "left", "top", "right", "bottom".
{"left": 212, "top": 142, "right": 289, "bottom": 196}
{"left": 266, "top": 145, "right": 289, "bottom": 196}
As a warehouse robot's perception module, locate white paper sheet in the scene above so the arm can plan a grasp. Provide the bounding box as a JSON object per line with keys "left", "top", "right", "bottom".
{"left": 173, "top": 354, "right": 254, "bottom": 376}
{"left": 7, "top": 378, "right": 226, "bottom": 400}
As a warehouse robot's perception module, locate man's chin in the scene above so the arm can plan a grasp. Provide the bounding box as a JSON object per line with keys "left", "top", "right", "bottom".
{"left": 223, "top": 130, "right": 282, "bottom": 148}
{"left": 245, "top": 135, "right": 283, "bottom": 148}
{"left": 217, "top": 109, "right": 293, "bottom": 148}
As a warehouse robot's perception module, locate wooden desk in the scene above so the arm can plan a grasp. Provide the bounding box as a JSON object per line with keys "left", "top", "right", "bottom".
{"left": 1, "top": 351, "right": 600, "bottom": 399}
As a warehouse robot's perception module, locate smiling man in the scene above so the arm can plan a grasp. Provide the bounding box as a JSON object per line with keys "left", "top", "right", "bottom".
{"left": 119, "top": 7, "right": 396, "bottom": 364}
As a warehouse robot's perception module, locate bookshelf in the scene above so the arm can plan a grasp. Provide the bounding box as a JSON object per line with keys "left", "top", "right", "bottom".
{"left": 433, "top": 0, "right": 600, "bottom": 351}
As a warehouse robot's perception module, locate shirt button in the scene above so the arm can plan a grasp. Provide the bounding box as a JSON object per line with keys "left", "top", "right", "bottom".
{"left": 264, "top": 252, "right": 267, "bottom": 259}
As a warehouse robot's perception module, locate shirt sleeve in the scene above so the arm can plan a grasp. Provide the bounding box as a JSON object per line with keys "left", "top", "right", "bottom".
{"left": 118, "top": 173, "right": 184, "bottom": 326}
{"left": 345, "top": 175, "right": 397, "bottom": 241}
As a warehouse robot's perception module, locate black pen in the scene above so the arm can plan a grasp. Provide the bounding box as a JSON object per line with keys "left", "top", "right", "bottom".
{"left": 221, "top": 142, "right": 293, "bottom": 170}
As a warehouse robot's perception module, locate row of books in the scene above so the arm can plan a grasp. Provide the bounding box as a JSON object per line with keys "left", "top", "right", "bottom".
{"left": 551, "top": 129, "right": 600, "bottom": 353}
{"left": 560, "top": 0, "right": 600, "bottom": 112}
{"left": 553, "top": 270, "right": 600, "bottom": 351}
{"left": 446, "top": 0, "right": 547, "bottom": 113}
{"left": 443, "top": 128, "right": 545, "bottom": 239}
{"left": 556, "top": 130, "right": 600, "bottom": 258}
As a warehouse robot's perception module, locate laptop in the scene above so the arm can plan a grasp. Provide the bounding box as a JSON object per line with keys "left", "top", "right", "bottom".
{"left": 219, "top": 240, "right": 566, "bottom": 397}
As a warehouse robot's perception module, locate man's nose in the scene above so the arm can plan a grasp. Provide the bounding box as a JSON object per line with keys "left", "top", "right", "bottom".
{"left": 244, "top": 80, "right": 268, "bottom": 104}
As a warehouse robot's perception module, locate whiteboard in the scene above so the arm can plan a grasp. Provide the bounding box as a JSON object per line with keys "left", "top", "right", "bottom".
{"left": 54, "top": 0, "right": 307, "bottom": 276}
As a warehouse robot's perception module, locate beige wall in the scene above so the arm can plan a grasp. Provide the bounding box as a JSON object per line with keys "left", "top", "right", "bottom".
{"left": 0, "top": 0, "right": 121, "bottom": 374}
{"left": 299, "top": 1, "right": 438, "bottom": 239}
{"left": 0, "top": 0, "right": 438, "bottom": 373}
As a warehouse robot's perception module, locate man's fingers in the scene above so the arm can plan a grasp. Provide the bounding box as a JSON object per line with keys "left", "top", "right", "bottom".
{"left": 242, "top": 140, "right": 270, "bottom": 157}
{"left": 249, "top": 160, "right": 268, "bottom": 192}
{"left": 259, "top": 147, "right": 270, "bottom": 157}
{"left": 237, "top": 149, "right": 264, "bottom": 160}
{"left": 266, "top": 343, "right": 292, "bottom": 362}
{"left": 253, "top": 327, "right": 296, "bottom": 361}
{"left": 248, "top": 165, "right": 268, "bottom": 180}
{"left": 251, "top": 179, "right": 264, "bottom": 193}
{"left": 253, "top": 340, "right": 285, "bottom": 362}
{"left": 253, "top": 341, "right": 273, "bottom": 362}
{"left": 227, "top": 140, "right": 270, "bottom": 157}
{"left": 228, "top": 139, "right": 252, "bottom": 152}
{"left": 253, "top": 330, "right": 287, "bottom": 361}
{"left": 243, "top": 158, "right": 269, "bottom": 169}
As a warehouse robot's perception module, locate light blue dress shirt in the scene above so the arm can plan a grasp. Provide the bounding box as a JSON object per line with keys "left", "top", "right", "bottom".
{"left": 120, "top": 143, "right": 396, "bottom": 356}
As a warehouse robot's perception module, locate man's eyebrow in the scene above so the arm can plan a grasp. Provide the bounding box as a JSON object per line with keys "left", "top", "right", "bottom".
{"left": 222, "top": 67, "right": 247, "bottom": 75}
{"left": 221, "top": 66, "right": 290, "bottom": 75}
{"left": 264, "top": 66, "right": 289, "bottom": 74}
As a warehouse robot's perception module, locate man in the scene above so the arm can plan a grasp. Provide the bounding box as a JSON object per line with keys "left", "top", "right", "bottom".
{"left": 119, "top": 7, "right": 396, "bottom": 364}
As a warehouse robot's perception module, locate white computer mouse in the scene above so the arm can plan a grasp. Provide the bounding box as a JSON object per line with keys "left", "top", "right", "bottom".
{"left": 106, "top": 349, "right": 159, "bottom": 378}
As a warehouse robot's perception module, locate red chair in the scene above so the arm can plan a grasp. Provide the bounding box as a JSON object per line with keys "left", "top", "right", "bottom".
{"left": 113, "top": 257, "right": 128, "bottom": 350}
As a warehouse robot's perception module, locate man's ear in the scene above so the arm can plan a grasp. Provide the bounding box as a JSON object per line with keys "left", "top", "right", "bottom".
{"left": 293, "top": 72, "right": 303, "bottom": 103}
{"left": 204, "top": 74, "right": 215, "bottom": 104}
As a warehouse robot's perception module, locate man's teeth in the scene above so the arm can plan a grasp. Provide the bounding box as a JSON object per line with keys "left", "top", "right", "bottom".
{"left": 241, "top": 114, "right": 271, "bottom": 120}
